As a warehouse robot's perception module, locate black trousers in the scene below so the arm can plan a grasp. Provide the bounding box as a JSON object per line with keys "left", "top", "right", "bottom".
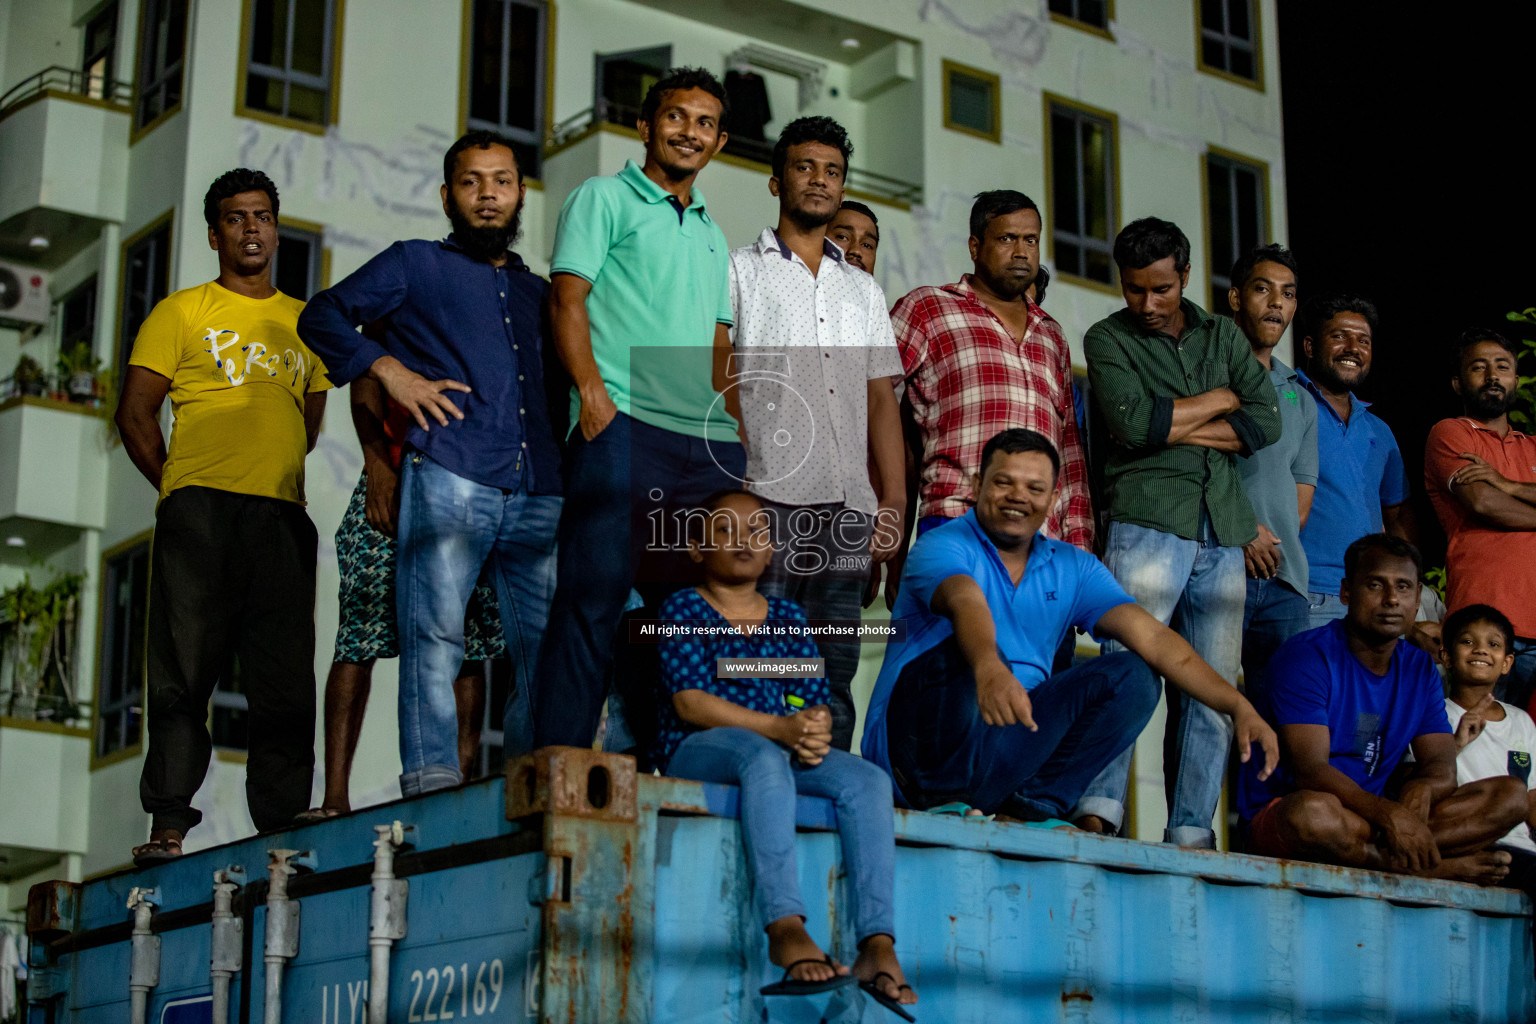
{"left": 141, "top": 486, "right": 317, "bottom": 834}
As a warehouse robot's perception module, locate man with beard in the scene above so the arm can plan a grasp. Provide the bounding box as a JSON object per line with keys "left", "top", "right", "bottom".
{"left": 299, "top": 130, "right": 564, "bottom": 797}
{"left": 1424, "top": 329, "right": 1536, "bottom": 707}
{"left": 533, "top": 67, "right": 743, "bottom": 752}
{"left": 1076, "top": 217, "right": 1281, "bottom": 847}
{"left": 1226, "top": 245, "right": 1317, "bottom": 704}
{"left": 827, "top": 200, "right": 880, "bottom": 274}
{"left": 727, "top": 116, "right": 904, "bottom": 751}
{"left": 1296, "top": 295, "right": 1415, "bottom": 631}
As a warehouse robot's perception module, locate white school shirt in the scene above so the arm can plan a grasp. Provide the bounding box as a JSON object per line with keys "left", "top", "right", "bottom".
{"left": 1447, "top": 697, "right": 1536, "bottom": 853}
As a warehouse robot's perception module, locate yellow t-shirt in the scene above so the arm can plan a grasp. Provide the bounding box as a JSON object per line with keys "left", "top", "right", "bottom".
{"left": 128, "top": 282, "right": 331, "bottom": 504}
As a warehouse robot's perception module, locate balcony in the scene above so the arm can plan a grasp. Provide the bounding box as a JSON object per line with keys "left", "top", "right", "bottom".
{"left": 0, "top": 396, "right": 110, "bottom": 538}
{"left": 0, "top": 717, "right": 90, "bottom": 865}
{"left": 0, "top": 67, "right": 132, "bottom": 269}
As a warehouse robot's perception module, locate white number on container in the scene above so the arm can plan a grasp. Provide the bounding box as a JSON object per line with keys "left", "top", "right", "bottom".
{"left": 407, "top": 960, "right": 506, "bottom": 1021}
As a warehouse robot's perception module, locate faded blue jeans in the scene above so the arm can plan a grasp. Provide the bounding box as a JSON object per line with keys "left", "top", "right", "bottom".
{"left": 1305, "top": 590, "right": 1347, "bottom": 631}
{"left": 1074, "top": 514, "right": 1246, "bottom": 847}
{"left": 668, "top": 728, "right": 896, "bottom": 941}
{"left": 397, "top": 451, "right": 560, "bottom": 796}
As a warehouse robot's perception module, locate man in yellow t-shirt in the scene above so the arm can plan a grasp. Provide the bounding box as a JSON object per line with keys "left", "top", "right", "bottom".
{"left": 115, "top": 168, "right": 330, "bottom": 866}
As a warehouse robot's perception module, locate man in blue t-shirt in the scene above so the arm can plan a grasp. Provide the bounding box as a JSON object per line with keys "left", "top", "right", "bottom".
{"left": 863, "top": 429, "right": 1278, "bottom": 821}
{"left": 1238, "top": 534, "right": 1525, "bottom": 881}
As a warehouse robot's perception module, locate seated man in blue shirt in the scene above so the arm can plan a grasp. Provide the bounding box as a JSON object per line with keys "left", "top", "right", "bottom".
{"left": 1238, "top": 534, "right": 1526, "bottom": 881}
{"left": 298, "top": 130, "right": 564, "bottom": 797}
{"left": 862, "top": 428, "right": 1279, "bottom": 822}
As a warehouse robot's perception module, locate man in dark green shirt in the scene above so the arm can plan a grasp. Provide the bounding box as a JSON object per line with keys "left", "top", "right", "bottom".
{"left": 1074, "top": 217, "right": 1281, "bottom": 847}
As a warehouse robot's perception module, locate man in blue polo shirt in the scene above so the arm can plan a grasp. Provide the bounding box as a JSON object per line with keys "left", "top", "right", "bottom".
{"left": 863, "top": 429, "right": 1278, "bottom": 820}
{"left": 299, "top": 130, "right": 564, "bottom": 796}
{"left": 534, "top": 67, "right": 745, "bottom": 751}
{"left": 1237, "top": 534, "right": 1524, "bottom": 882}
{"left": 1296, "top": 294, "right": 1417, "bottom": 629}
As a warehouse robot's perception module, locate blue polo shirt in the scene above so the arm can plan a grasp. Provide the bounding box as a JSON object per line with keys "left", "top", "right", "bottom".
{"left": 297, "top": 238, "right": 563, "bottom": 494}
{"left": 861, "top": 512, "right": 1133, "bottom": 796}
{"left": 1237, "top": 619, "right": 1451, "bottom": 819}
{"left": 1237, "top": 356, "right": 1318, "bottom": 595}
{"left": 551, "top": 160, "right": 737, "bottom": 442}
{"left": 1297, "top": 371, "right": 1408, "bottom": 594}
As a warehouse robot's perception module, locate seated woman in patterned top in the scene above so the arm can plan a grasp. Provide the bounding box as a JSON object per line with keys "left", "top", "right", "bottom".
{"left": 653, "top": 490, "right": 917, "bottom": 1018}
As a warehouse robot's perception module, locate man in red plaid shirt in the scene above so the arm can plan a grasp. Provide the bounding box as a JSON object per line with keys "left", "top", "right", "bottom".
{"left": 891, "top": 191, "right": 1094, "bottom": 554}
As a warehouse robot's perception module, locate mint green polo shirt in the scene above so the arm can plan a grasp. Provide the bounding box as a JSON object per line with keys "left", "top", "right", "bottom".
{"left": 550, "top": 160, "right": 737, "bottom": 441}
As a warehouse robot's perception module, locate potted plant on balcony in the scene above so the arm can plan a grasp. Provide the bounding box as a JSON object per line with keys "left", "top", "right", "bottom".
{"left": 10, "top": 354, "right": 47, "bottom": 397}
{"left": 57, "top": 342, "right": 103, "bottom": 405}
{"left": 0, "top": 572, "right": 82, "bottom": 723}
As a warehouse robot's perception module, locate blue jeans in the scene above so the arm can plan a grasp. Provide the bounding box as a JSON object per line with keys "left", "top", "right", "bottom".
{"left": 534, "top": 413, "right": 746, "bottom": 750}
{"left": 397, "top": 452, "right": 560, "bottom": 796}
{"left": 1241, "top": 578, "right": 1310, "bottom": 712}
{"left": 669, "top": 728, "right": 896, "bottom": 940}
{"left": 1305, "top": 590, "right": 1347, "bottom": 631}
{"left": 1076, "top": 516, "right": 1246, "bottom": 847}
{"left": 884, "top": 639, "right": 1159, "bottom": 819}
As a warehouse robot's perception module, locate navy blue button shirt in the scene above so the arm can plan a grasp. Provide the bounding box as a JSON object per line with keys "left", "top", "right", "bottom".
{"left": 297, "top": 237, "right": 563, "bottom": 493}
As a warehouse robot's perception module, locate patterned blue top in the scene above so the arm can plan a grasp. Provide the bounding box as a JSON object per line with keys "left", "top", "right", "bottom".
{"left": 652, "top": 588, "right": 828, "bottom": 773}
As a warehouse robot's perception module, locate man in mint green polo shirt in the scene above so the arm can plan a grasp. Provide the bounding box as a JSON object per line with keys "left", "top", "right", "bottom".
{"left": 533, "top": 67, "right": 747, "bottom": 752}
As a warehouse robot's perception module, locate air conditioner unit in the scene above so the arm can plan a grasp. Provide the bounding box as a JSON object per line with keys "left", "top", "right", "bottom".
{"left": 0, "top": 260, "right": 51, "bottom": 328}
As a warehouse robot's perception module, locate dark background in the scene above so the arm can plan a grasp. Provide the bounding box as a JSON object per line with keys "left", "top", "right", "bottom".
{"left": 1277, "top": 4, "right": 1536, "bottom": 568}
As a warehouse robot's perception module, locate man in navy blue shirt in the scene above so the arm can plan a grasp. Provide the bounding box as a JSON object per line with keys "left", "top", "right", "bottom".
{"left": 863, "top": 429, "right": 1278, "bottom": 822}
{"left": 1238, "top": 534, "right": 1524, "bottom": 881}
{"left": 299, "top": 130, "right": 564, "bottom": 797}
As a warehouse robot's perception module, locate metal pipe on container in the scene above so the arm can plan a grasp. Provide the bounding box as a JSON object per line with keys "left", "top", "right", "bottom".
{"left": 262, "top": 850, "right": 313, "bottom": 1024}
{"left": 368, "top": 821, "right": 413, "bottom": 1024}
{"left": 126, "top": 888, "right": 159, "bottom": 1024}
{"left": 210, "top": 867, "right": 245, "bottom": 1024}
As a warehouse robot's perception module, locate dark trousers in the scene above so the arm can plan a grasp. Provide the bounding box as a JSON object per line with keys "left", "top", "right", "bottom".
{"left": 885, "top": 639, "right": 1159, "bottom": 818}
{"left": 142, "top": 487, "right": 317, "bottom": 835}
{"left": 756, "top": 500, "right": 871, "bottom": 751}
{"left": 533, "top": 414, "right": 745, "bottom": 749}
{"left": 1239, "top": 577, "right": 1310, "bottom": 710}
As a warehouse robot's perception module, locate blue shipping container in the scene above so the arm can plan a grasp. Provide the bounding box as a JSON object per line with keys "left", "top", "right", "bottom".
{"left": 26, "top": 747, "right": 1535, "bottom": 1023}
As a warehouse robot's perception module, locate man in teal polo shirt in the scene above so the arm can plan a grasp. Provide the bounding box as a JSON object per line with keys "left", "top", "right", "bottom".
{"left": 1076, "top": 217, "right": 1282, "bottom": 847}
{"left": 533, "top": 67, "right": 746, "bottom": 750}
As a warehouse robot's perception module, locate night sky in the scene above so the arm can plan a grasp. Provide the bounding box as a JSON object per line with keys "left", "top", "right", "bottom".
{"left": 1277, "top": 4, "right": 1536, "bottom": 566}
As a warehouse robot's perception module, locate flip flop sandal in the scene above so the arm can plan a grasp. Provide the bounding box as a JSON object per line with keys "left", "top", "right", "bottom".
{"left": 132, "top": 834, "right": 183, "bottom": 867}
{"left": 294, "top": 807, "right": 344, "bottom": 824}
{"left": 927, "top": 802, "right": 994, "bottom": 821}
{"left": 760, "top": 957, "right": 857, "bottom": 997}
{"left": 859, "top": 972, "right": 917, "bottom": 1021}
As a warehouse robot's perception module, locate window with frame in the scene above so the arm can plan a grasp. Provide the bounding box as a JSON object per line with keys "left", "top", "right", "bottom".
{"left": 1205, "top": 152, "right": 1268, "bottom": 309}
{"left": 1048, "top": 99, "right": 1118, "bottom": 287}
{"left": 97, "top": 540, "right": 149, "bottom": 760}
{"left": 942, "top": 61, "right": 1000, "bottom": 143}
{"left": 464, "top": 0, "right": 548, "bottom": 179}
{"left": 83, "top": 3, "right": 120, "bottom": 100}
{"left": 1048, "top": 0, "right": 1110, "bottom": 31}
{"left": 60, "top": 277, "right": 98, "bottom": 353}
{"left": 241, "top": 0, "right": 339, "bottom": 127}
{"left": 134, "top": 0, "right": 187, "bottom": 130}
{"left": 118, "top": 221, "right": 171, "bottom": 381}
{"left": 1197, "top": 0, "right": 1259, "bottom": 83}
{"left": 273, "top": 224, "right": 323, "bottom": 301}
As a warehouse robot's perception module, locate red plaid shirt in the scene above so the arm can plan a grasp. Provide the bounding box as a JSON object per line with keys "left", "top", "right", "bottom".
{"left": 892, "top": 276, "right": 1094, "bottom": 549}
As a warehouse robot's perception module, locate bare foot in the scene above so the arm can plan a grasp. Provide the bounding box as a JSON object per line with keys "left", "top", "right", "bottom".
{"left": 853, "top": 934, "right": 918, "bottom": 1006}
{"left": 1073, "top": 814, "right": 1113, "bottom": 834}
{"left": 1429, "top": 849, "right": 1512, "bottom": 885}
{"left": 766, "top": 916, "right": 847, "bottom": 984}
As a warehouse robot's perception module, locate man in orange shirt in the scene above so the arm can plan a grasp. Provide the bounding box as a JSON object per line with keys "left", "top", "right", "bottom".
{"left": 1424, "top": 328, "right": 1536, "bottom": 709}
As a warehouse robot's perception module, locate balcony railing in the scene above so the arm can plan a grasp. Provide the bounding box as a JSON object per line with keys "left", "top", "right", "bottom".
{"left": 0, "top": 65, "right": 132, "bottom": 120}
{"left": 548, "top": 104, "right": 925, "bottom": 207}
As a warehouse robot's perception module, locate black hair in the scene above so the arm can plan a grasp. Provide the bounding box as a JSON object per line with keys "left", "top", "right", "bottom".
{"left": 1301, "top": 293, "right": 1379, "bottom": 341}
{"left": 771, "top": 116, "right": 853, "bottom": 180}
{"left": 979, "top": 428, "right": 1060, "bottom": 482}
{"left": 683, "top": 488, "right": 764, "bottom": 546}
{"left": 1032, "top": 264, "right": 1052, "bottom": 306}
{"left": 1112, "top": 216, "right": 1190, "bottom": 273}
{"left": 969, "top": 190, "right": 1039, "bottom": 241}
{"left": 1442, "top": 603, "right": 1517, "bottom": 654}
{"left": 1228, "top": 243, "right": 1299, "bottom": 293}
{"left": 837, "top": 200, "right": 878, "bottom": 229}
{"left": 639, "top": 66, "right": 729, "bottom": 131}
{"left": 1451, "top": 327, "right": 1519, "bottom": 374}
{"left": 443, "top": 129, "right": 522, "bottom": 186}
{"left": 1342, "top": 533, "right": 1423, "bottom": 580}
{"left": 203, "top": 168, "right": 279, "bottom": 227}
